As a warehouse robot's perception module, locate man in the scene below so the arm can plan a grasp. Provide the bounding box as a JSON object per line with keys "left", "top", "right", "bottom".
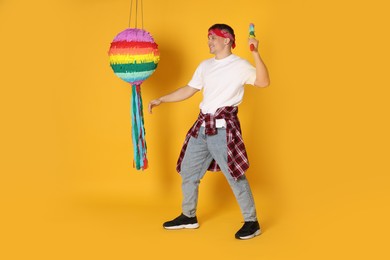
{"left": 148, "top": 23, "right": 270, "bottom": 240}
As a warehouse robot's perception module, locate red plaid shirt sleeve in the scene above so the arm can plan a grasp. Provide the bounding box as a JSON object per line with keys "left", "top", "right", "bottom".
{"left": 176, "top": 106, "right": 249, "bottom": 180}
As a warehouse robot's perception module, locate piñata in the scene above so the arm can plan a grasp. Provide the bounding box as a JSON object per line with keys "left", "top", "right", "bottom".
{"left": 108, "top": 28, "right": 160, "bottom": 170}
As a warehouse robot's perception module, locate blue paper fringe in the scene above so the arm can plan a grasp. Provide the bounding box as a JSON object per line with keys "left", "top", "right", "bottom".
{"left": 131, "top": 84, "right": 148, "bottom": 170}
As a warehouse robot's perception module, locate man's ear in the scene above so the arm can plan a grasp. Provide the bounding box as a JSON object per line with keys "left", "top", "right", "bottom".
{"left": 224, "top": 38, "right": 230, "bottom": 45}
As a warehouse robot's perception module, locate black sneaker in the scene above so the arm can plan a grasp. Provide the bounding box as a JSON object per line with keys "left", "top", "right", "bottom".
{"left": 235, "top": 221, "right": 261, "bottom": 240}
{"left": 163, "top": 213, "right": 199, "bottom": 230}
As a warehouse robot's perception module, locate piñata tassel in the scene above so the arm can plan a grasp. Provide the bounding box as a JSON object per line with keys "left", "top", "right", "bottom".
{"left": 131, "top": 84, "right": 148, "bottom": 170}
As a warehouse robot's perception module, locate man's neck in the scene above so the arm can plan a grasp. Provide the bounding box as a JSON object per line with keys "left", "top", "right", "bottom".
{"left": 215, "top": 49, "right": 232, "bottom": 60}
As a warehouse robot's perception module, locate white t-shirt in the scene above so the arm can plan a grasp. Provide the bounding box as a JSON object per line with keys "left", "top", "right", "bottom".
{"left": 188, "top": 54, "right": 256, "bottom": 127}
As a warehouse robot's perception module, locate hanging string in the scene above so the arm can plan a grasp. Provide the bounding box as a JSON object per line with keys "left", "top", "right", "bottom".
{"left": 128, "top": 0, "right": 133, "bottom": 28}
{"left": 141, "top": 0, "right": 144, "bottom": 29}
{"left": 128, "top": 0, "right": 144, "bottom": 29}
{"left": 135, "top": 0, "right": 138, "bottom": 28}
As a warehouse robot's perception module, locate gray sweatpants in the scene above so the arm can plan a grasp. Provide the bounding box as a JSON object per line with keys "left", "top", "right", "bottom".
{"left": 180, "top": 127, "right": 258, "bottom": 222}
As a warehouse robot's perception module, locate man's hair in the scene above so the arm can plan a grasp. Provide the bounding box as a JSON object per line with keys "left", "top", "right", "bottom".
{"left": 208, "top": 24, "right": 235, "bottom": 38}
{"left": 208, "top": 24, "right": 236, "bottom": 48}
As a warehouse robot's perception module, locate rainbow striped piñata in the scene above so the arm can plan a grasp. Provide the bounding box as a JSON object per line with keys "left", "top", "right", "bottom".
{"left": 108, "top": 28, "right": 160, "bottom": 170}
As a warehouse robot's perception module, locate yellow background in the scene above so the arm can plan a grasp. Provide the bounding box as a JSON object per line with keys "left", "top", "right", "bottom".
{"left": 1, "top": 0, "right": 389, "bottom": 259}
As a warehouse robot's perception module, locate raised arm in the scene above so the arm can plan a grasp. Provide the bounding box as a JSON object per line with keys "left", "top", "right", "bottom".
{"left": 148, "top": 85, "right": 199, "bottom": 113}
{"left": 248, "top": 38, "right": 270, "bottom": 88}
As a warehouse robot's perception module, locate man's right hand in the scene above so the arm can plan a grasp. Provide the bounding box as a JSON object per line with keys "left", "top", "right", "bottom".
{"left": 148, "top": 99, "right": 162, "bottom": 114}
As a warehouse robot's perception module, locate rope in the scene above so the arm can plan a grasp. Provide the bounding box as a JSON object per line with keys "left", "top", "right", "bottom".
{"left": 128, "top": 0, "right": 133, "bottom": 28}
{"left": 128, "top": 0, "right": 144, "bottom": 28}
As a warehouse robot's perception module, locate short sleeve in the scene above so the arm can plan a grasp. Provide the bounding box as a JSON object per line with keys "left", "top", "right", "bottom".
{"left": 243, "top": 61, "right": 256, "bottom": 85}
{"left": 187, "top": 63, "right": 203, "bottom": 90}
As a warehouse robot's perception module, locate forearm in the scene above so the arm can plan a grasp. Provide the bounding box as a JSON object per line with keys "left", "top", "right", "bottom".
{"left": 159, "top": 85, "right": 199, "bottom": 103}
{"left": 148, "top": 85, "right": 198, "bottom": 113}
{"left": 252, "top": 51, "right": 270, "bottom": 87}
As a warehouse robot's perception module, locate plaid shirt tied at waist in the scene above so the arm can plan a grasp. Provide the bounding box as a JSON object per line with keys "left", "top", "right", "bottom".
{"left": 176, "top": 106, "right": 249, "bottom": 180}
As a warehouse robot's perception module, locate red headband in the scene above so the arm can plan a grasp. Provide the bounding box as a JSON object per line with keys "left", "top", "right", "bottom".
{"left": 208, "top": 28, "right": 236, "bottom": 49}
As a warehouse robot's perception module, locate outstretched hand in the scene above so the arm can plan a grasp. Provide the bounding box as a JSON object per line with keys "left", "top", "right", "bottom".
{"left": 148, "top": 99, "right": 162, "bottom": 114}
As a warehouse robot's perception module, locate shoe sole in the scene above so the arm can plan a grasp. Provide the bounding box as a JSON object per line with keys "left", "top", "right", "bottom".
{"left": 163, "top": 223, "right": 200, "bottom": 230}
{"left": 236, "top": 229, "right": 261, "bottom": 240}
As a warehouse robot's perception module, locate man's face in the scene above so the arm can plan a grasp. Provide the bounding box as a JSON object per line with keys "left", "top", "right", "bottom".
{"left": 208, "top": 34, "right": 227, "bottom": 54}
